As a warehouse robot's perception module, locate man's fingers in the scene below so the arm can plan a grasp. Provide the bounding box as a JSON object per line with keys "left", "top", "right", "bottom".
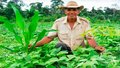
{"left": 95, "top": 46, "right": 105, "bottom": 52}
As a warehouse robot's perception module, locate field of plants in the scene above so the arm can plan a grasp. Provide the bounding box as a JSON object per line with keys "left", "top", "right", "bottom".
{"left": 0, "top": 4, "right": 120, "bottom": 68}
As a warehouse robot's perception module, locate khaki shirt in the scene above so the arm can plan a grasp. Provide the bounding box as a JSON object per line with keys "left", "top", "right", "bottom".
{"left": 47, "top": 16, "right": 92, "bottom": 50}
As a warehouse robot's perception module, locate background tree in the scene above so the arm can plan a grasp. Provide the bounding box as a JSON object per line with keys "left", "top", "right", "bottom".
{"left": 0, "top": 0, "right": 120, "bottom": 23}
{"left": 50, "top": 0, "right": 64, "bottom": 14}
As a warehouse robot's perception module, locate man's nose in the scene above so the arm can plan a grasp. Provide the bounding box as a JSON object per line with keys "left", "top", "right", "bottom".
{"left": 69, "top": 11, "right": 74, "bottom": 14}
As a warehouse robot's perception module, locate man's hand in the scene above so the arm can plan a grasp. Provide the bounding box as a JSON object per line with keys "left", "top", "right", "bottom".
{"left": 94, "top": 46, "right": 105, "bottom": 53}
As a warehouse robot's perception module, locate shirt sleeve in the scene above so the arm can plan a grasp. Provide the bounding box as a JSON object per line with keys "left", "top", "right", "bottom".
{"left": 85, "top": 22, "right": 93, "bottom": 39}
{"left": 47, "top": 21, "right": 58, "bottom": 39}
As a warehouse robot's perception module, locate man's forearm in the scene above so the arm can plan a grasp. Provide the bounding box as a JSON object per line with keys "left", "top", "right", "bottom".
{"left": 35, "top": 36, "right": 53, "bottom": 47}
{"left": 87, "top": 38, "right": 98, "bottom": 48}
{"left": 86, "top": 37, "right": 105, "bottom": 52}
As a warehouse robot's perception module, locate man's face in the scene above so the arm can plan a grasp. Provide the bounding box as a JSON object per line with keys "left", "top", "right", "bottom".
{"left": 64, "top": 8, "right": 80, "bottom": 19}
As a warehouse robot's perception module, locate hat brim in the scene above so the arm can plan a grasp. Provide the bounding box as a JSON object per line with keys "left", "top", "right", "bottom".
{"left": 60, "top": 5, "right": 84, "bottom": 10}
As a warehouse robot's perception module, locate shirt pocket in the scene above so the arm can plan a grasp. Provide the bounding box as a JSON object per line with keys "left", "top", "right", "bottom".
{"left": 58, "top": 31, "right": 68, "bottom": 40}
{"left": 75, "top": 28, "right": 85, "bottom": 38}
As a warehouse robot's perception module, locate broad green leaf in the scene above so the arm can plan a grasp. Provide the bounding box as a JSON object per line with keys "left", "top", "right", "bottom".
{"left": 38, "top": 60, "right": 45, "bottom": 66}
{"left": 29, "top": 29, "right": 47, "bottom": 51}
{"left": 14, "top": 34, "right": 23, "bottom": 45}
{"left": 36, "top": 29, "right": 47, "bottom": 42}
{"left": 50, "top": 48, "right": 61, "bottom": 56}
{"left": 57, "top": 51, "right": 68, "bottom": 56}
{"left": 23, "top": 31, "right": 30, "bottom": 46}
{"left": 79, "top": 59, "right": 87, "bottom": 62}
{"left": 45, "top": 57, "right": 59, "bottom": 65}
{"left": 67, "top": 55, "right": 75, "bottom": 60}
{"left": 23, "top": 31, "right": 30, "bottom": 52}
{"left": 29, "top": 10, "right": 39, "bottom": 39}
{"left": 11, "top": 4, "right": 25, "bottom": 31}
{"left": 59, "top": 56, "right": 68, "bottom": 61}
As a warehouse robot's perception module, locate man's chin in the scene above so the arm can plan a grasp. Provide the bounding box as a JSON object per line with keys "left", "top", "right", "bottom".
{"left": 69, "top": 16, "right": 76, "bottom": 19}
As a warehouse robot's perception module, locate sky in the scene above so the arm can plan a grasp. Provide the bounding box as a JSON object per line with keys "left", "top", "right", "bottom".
{"left": 22, "top": 0, "right": 120, "bottom": 10}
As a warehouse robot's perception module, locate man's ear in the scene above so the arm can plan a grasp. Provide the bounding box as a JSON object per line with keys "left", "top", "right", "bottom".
{"left": 64, "top": 10, "right": 67, "bottom": 14}
{"left": 77, "top": 10, "right": 80, "bottom": 14}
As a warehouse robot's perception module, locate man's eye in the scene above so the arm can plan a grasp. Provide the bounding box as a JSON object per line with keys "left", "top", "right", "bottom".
{"left": 73, "top": 9, "right": 76, "bottom": 11}
{"left": 66, "top": 8, "right": 77, "bottom": 11}
{"left": 68, "top": 9, "right": 71, "bottom": 11}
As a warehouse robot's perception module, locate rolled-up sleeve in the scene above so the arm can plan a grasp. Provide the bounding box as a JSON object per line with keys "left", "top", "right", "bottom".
{"left": 85, "top": 23, "right": 93, "bottom": 39}
{"left": 47, "top": 21, "right": 58, "bottom": 39}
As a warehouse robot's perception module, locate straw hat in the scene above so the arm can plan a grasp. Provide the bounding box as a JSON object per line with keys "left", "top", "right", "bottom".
{"left": 60, "top": 1, "right": 84, "bottom": 10}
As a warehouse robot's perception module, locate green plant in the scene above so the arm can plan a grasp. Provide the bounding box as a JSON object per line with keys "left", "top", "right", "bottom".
{"left": 0, "top": 4, "right": 47, "bottom": 53}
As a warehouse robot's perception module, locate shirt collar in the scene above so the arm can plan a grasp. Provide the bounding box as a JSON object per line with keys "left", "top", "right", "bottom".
{"left": 63, "top": 16, "right": 82, "bottom": 24}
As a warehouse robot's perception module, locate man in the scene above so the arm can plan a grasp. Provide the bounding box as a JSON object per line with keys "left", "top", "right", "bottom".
{"left": 30, "top": 1, "right": 105, "bottom": 54}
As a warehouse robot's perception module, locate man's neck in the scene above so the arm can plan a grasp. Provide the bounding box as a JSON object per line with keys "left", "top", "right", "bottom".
{"left": 67, "top": 18, "right": 77, "bottom": 23}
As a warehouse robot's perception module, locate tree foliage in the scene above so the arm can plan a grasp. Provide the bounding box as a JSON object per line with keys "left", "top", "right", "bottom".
{"left": 0, "top": 0, "right": 120, "bottom": 23}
